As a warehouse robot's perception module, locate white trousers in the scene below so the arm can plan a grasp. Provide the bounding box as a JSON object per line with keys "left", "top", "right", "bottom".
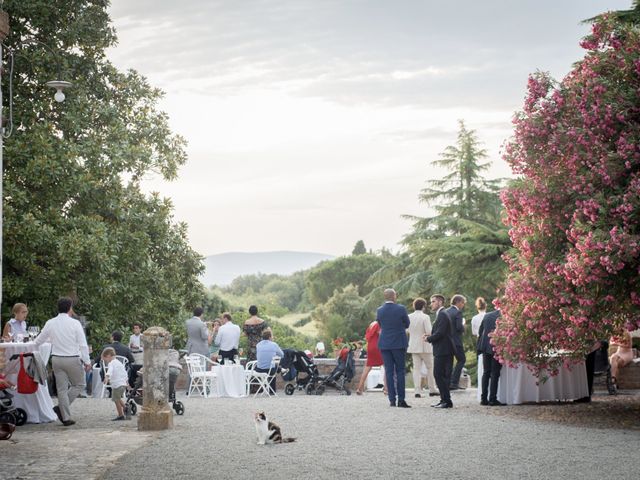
{"left": 411, "top": 353, "right": 438, "bottom": 394}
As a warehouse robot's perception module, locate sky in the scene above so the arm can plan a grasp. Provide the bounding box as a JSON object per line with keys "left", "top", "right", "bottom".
{"left": 107, "top": 0, "right": 631, "bottom": 257}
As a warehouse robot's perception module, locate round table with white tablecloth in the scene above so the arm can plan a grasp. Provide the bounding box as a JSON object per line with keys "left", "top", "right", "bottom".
{"left": 476, "top": 356, "right": 588, "bottom": 404}
{"left": 0, "top": 341, "right": 57, "bottom": 423}
{"left": 211, "top": 364, "right": 246, "bottom": 398}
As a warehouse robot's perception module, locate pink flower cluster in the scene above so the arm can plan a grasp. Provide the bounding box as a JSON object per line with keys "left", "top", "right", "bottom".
{"left": 493, "top": 17, "right": 640, "bottom": 374}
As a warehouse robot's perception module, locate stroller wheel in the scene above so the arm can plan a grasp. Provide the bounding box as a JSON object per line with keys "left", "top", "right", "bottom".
{"left": 128, "top": 401, "right": 137, "bottom": 416}
{"left": 0, "top": 412, "right": 16, "bottom": 425}
{"left": 14, "top": 408, "right": 27, "bottom": 426}
{"left": 174, "top": 401, "right": 185, "bottom": 415}
{"left": 315, "top": 385, "right": 325, "bottom": 396}
{"left": 285, "top": 384, "right": 295, "bottom": 396}
{"left": 305, "top": 383, "right": 316, "bottom": 395}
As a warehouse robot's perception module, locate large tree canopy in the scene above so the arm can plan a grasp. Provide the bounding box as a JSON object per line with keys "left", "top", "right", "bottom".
{"left": 494, "top": 15, "right": 640, "bottom": 372}
{"left": 373, "top": 120, "right": 509, "bottom": 303}
{"left": 2, "top": 0, "right": 203, "bottom": 342}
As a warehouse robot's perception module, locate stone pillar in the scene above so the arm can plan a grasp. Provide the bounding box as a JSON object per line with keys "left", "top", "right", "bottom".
{"left": 138, "top": 326, "right": 173, "bottom": 431}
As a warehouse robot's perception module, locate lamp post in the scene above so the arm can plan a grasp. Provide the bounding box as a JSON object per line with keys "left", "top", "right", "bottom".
{"left": 0, "top": 9, "right": 72, "bottom": 307}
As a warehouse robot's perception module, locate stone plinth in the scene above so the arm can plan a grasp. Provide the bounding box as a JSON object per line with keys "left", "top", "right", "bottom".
{"left": 138, "top": 327, "right": 173, "bottom": 431}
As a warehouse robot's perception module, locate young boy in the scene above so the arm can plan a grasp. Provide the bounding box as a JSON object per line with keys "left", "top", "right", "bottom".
{"left": 102, "top": 347, "right": 130, "bottom": 421}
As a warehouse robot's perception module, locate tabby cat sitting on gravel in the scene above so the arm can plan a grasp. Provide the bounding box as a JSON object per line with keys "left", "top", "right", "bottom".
{"left": 254, "top": 411, "right": 296, "bottom": 445}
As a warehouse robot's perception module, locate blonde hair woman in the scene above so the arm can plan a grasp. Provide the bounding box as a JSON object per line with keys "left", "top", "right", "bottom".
{"left": 3, "top": 303, "right": 29, "bottom": 340}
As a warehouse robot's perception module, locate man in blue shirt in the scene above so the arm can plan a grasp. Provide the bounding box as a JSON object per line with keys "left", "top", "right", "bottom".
{"left": 256, "top": 329, "right": 284, "bottom": 393}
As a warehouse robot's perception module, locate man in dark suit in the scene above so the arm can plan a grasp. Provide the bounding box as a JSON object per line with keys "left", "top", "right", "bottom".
{"left": 377, "top": 288, "right": 411, "bottom": 408}
{"left": 446, "top": 294, "right": 467, "bottom": 390}
{"left": 426, "top": 294, "right": 455, "bottom": 408}
{"left": 477, "top": 308, "right": 504, "bottom": 406}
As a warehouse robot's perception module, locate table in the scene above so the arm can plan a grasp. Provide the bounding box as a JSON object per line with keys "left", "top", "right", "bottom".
{"left": 477, "top": 355, "right": 589, "bottom": 404}
{"left": 211, "top": 364, "right": 245, "bottom": 398}
{"left": 366, "top": 366, "right": 385, "bottom": 390}
{"left": 0, "top": 342, "right": 57, "bottom": 423}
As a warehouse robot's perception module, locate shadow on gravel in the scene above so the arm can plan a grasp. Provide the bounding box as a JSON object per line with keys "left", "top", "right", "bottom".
{"left": 478, "top": 390, "right": 640, "bottom": 430}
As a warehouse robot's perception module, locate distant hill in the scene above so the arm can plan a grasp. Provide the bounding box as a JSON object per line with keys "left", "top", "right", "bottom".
{"left": 200, "top": 251, "right": 335, "bottom": 287}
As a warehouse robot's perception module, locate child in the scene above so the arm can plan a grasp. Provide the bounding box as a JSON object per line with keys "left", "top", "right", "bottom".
{"left": 102, "top": 347, "right": 130, "bottom": 421}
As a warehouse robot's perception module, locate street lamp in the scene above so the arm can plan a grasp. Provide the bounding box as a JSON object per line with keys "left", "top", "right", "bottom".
{"left": 0, "top": 9, "right": 72, "bottom": 307}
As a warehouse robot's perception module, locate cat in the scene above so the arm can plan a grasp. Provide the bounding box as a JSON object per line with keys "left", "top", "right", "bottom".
{"left": 254, "top": 411, "right": 296, "bottom": 445}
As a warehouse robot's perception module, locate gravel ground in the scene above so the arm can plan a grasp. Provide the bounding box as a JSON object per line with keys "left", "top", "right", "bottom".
{"left": 3, "top": 389, "right": 639, "bottom": 480}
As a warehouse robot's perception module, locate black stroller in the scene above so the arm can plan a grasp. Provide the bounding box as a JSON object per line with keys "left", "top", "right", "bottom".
{"left": 593, "top": 340, "right": 617, "bottom": 395}
{"left": 0, "top": 388, "right": 27, "bottom": 426}
{"left": 280, "top": 349, "right": 323, "bottom": 396}
{"left": 315, "top": 346, "right": 356, "bottom": 396}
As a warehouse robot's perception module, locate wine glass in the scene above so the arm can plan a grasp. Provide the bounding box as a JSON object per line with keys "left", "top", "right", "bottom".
{"left": 8, "top": 331, "right": 14, "bottom": 343}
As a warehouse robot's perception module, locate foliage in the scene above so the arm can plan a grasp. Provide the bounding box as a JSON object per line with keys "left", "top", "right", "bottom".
{"left": 368, "top": 121, "right": 510, "bottom": 305}
{"left": 305, "top": 254, "right": 388, "bottom": 305}
{"left": 494, "top": 16, "right": 640, "bottom": 373}
{"left": 352, "top": 240, "right": 367, "bottom": 255}
{"left": 217, "top": 271, "right": 306, "bottom": 314}
{"left": 311, "top": 284, "right": 374, "bottom": 346}
{"left": 1, "top": 0, "right": 204, "bottom": 341}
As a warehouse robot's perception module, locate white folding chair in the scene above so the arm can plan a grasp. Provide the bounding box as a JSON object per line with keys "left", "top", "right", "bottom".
{"left": 264, "top": 356, "right": 281, "bottom": 396}
{"left": 185, "top": 354, "right": 217, "bottom": 398}
{"left": 244, "top": 361, "right": 271, "bottom": 397}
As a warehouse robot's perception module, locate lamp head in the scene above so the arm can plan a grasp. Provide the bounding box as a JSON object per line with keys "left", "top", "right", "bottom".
{"left": 45, "top": 80, "right": 72, "bottom": 103}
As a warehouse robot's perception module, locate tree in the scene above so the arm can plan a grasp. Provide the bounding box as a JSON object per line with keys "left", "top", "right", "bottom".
{"left": 352, "top": 240, "right": 366, "bottom": 255}
{"left": 311, "top": 285, "right": 373, "bottom": 345}
{"left": 2, "top": 0, "right": 203, "bottom": 343}
{"left": 305, "top": 254, "right": 388, "bottom": 305}
{"left": 374, "top": 121, "right": 509, "bottom": 303}
{"left": 494, "top": 15, "right": 640, "bottom": 373}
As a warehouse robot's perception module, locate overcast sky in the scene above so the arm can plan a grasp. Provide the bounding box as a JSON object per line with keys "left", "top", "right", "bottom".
{"left": 107, "top": 0, "right": 631, "bottom": 257}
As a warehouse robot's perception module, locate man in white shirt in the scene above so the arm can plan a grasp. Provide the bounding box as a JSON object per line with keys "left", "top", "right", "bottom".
{"left": 214, "top": 312, "right": 241, "bottom": 364}
{"left": 407, "top": 298, "right": 439, "bottom": 398}
{"left": 35, "top": 297, "right": 91, "bottom": 426}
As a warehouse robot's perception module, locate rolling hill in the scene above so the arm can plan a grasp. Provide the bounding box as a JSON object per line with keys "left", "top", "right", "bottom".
{"left": 200, "top": 251, "right": 334, "bottom": 286}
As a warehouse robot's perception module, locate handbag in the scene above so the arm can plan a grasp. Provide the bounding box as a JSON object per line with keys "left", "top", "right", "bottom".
{"left": 17, "top": 353, "right": 39, "bottom": 394}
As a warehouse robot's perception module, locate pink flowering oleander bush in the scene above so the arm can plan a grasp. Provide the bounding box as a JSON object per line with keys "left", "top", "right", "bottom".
{"left": 494, "top": 16, "right": 640, "bottom": 374}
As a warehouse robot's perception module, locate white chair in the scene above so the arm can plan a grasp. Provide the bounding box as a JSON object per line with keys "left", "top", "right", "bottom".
{"left": 185, "top": 354, "right": 218, "bottom": 398}
{"left": 244, "top": 361, "right": 271, "bottom": 397}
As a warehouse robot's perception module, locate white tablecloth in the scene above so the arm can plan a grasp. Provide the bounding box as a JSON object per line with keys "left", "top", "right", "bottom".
{"left": 477, "top": 355, "right": 589, "bottom": 404}
{"left": 366, "top": 366, "right": 385, "bottom": 390}
{"left": 212, "top": 365, "right": 245, "bottom": 398}
{"left": 92, "top": 366, "right": 106, "bottom": 398}
{"left": 0, "top": 342, "right": 57, "bottom": 423}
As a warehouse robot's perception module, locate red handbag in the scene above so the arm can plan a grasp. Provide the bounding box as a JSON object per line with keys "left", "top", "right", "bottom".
{"left": 17, "top": 353, "right": 38, "bottom": 394}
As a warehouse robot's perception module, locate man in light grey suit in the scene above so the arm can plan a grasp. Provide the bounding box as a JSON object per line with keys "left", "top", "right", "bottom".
{"left": 186, "top": 307, "right": 210, "bottom": 357}
{"left": 407, "top": 298, "right": 438, "bottom": 398}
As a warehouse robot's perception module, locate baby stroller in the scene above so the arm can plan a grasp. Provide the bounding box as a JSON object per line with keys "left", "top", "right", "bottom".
{"left": 0, "top": 387, "right": 28, "bottom": 426}
{"left": 280, "top": 350, "right": 323, "bottom": 396}
{"left": 593, "top": 340, "right": 617, "bottom": 395}
{"left": 131, "top": 350, "right": 185, "bottom": 415}
{"left": 315, "top": 346, "right": 356, "bottom": 396}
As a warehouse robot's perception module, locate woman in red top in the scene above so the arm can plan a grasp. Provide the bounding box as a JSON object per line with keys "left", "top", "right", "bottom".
{"left": 355, "top": 321, "right": 387, "bottom": 395}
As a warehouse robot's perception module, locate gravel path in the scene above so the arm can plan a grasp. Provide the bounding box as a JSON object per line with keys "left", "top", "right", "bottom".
{"left": 3, "top": 389, "right": 640, "bottom": 480}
